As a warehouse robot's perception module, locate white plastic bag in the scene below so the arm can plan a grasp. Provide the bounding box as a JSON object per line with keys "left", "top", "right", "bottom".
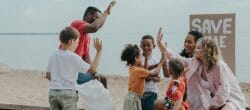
{"left": 77, "top": 79, "right": 116, "bottom": 110}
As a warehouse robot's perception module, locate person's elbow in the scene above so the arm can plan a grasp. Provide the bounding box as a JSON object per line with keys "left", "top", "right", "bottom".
{"left": 83, "top": 26, "right": 99, "bottom": 33}
{"left": 87, "top": 67, "right": 97, "bottom": 75}
{"left": 91, "top": 27, "right": 99, "bottom": 33}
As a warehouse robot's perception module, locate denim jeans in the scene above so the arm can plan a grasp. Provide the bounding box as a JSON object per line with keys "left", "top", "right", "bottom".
{"left": 141, "top": 92, "right": 157, "bottom": 110}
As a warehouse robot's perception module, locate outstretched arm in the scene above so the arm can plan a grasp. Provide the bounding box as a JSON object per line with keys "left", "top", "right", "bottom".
{"left": 157, "top": 27, "right": 178, "bottom": 60}
{"left": 87, "top": 38, "right": 103, "bottom": 74}
{"left": 157, "top": 28, "right": 170, "bottom": 78}
{"left": 82, "top": 0, "right": 117, "bottom": 33}
{"left": 157, "top": 27, "right": 167, "bottom": 54}
{"left": 148, "top": 56, "right": 165, "bottom": 77}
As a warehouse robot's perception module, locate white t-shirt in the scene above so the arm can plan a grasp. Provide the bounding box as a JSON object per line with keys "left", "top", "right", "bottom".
{"left": 141, "top": 55, "right": 159, "bottom": 93}
{"left": 47, "top": 49, "right": 90, "bottom": 90}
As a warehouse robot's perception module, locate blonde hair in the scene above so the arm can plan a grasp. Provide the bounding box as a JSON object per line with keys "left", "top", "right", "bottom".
{"left": 198, "top": 37, "right": 220, "bottom": 70}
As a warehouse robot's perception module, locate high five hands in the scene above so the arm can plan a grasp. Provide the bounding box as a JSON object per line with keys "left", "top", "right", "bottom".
{"left": 105, "top": 0, "right": 117, "bottom": 15}
{"left": 157, "top": 27, "right": 167, "bottom": 54}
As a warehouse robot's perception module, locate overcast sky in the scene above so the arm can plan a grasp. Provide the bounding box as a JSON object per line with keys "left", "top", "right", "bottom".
{"left": 0, "top": 0, "right": 249, "bottom": 35}
{"left": 0, "top": 0, "right": 250, "bottom": 82}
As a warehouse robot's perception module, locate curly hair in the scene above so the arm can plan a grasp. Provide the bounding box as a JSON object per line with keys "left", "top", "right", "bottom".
{"left": 198, "top": 37, "right": 220, "bottom": 70}
{"left": 180, "top": 31, "right": 203, "bottom": 58}
{"left": 121, "top": 44, "right": 140, "bottom": 66}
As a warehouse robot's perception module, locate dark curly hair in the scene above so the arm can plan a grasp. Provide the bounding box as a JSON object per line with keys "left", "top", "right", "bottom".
{"left": 180, "top": 30, "right": 203, "bottom": 58}
{"left": 121, "top": 44, "right": 140, "bottom": 66}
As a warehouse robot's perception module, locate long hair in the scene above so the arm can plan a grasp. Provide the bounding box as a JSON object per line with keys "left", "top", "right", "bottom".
{"left": 180, "top": 31, "right": 203, "bottom": 58}
{"left": 198, "top": 37, "right": 220, "bottom": 70}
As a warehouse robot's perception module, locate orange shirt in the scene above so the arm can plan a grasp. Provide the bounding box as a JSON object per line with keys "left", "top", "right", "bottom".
{"left": 165, "top": 77, "right": 190, "bottom": 110}
{"left": 128, "top": 66, "right": 149, "bottom": 96}
{"left": 166, "top": 78, "right": 185, "bottom": 101}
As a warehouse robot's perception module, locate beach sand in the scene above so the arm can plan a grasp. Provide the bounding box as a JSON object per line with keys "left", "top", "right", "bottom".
{"left": 0, "top": 64, "right": 249, "bottom": 110}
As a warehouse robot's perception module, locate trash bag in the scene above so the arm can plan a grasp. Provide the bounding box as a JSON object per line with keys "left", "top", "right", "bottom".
{"left": 77, "top": 79, "right": 116, "bottom": 110}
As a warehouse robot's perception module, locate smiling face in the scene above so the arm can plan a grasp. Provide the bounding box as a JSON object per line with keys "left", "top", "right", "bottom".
{"left": 194, "top": 40, "right": 204, "bottom": 60}
{"left": 140, "top": 38, "right": 155, "bottom": 56}
{"left": 184, "top": 34, "right": 196, "bottom": 55}
{"left": 86, "top": 11, "right": 101, "bottom": 23}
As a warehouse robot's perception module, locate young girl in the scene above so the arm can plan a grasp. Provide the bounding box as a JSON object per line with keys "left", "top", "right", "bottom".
{"left": 154, "top": 58, "right": 190, "bottom": 110}
{"left": 121, "top": 44, "right": 164, "bottom": 110}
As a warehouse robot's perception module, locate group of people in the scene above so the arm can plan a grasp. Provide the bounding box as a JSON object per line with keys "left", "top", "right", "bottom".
{"left": 45, "top": 0, "right": 248, "bottom": 110}
{"left": 121, "top": 27, "right": 248, "bottom": 110}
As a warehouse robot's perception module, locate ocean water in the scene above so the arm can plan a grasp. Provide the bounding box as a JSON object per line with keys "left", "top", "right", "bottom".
{"left": 0, "top": 33, "right": 249, "bottom": 82}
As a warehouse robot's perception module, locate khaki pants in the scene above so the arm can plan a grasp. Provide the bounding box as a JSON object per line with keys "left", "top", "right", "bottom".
{"left": 123, "top": 92, "right": 142, "bottom": 110}
{"left": 49, "top": 89, "right": 78, "bottom": 110}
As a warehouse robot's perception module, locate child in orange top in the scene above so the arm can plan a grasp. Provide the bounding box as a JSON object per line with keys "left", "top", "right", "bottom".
{"left": 154, "top": 58, "right": 190, "bottom": 110}
{"left": 121, "top": 44, "right": 164, "bottom": 110}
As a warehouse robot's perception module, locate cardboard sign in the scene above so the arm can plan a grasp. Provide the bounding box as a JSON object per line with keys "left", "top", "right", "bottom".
{"left": 190, "top": 14, "right": 235, "bottom": 73}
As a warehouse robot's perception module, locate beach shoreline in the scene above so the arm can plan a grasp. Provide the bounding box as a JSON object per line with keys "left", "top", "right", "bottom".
{"left": 0, "top": 65, "right": 249, "bottom": 109}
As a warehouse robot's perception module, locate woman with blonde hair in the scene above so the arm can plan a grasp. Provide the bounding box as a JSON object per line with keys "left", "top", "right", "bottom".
{"left": 157, "top": 28, "right": 247, "bottom": 110}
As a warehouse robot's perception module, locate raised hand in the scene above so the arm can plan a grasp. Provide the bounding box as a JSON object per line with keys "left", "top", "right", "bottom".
{"left": 157, "top": 27, "right": 167, "bottom": 52}
{"left": 157, "top": 27, "right": 164, "bottom": 42}
{"left": 105, "top": 0, "right": 117, "bottom": 15}
{"left": 93, "top": 38, "right": 102, "bottom": 52}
